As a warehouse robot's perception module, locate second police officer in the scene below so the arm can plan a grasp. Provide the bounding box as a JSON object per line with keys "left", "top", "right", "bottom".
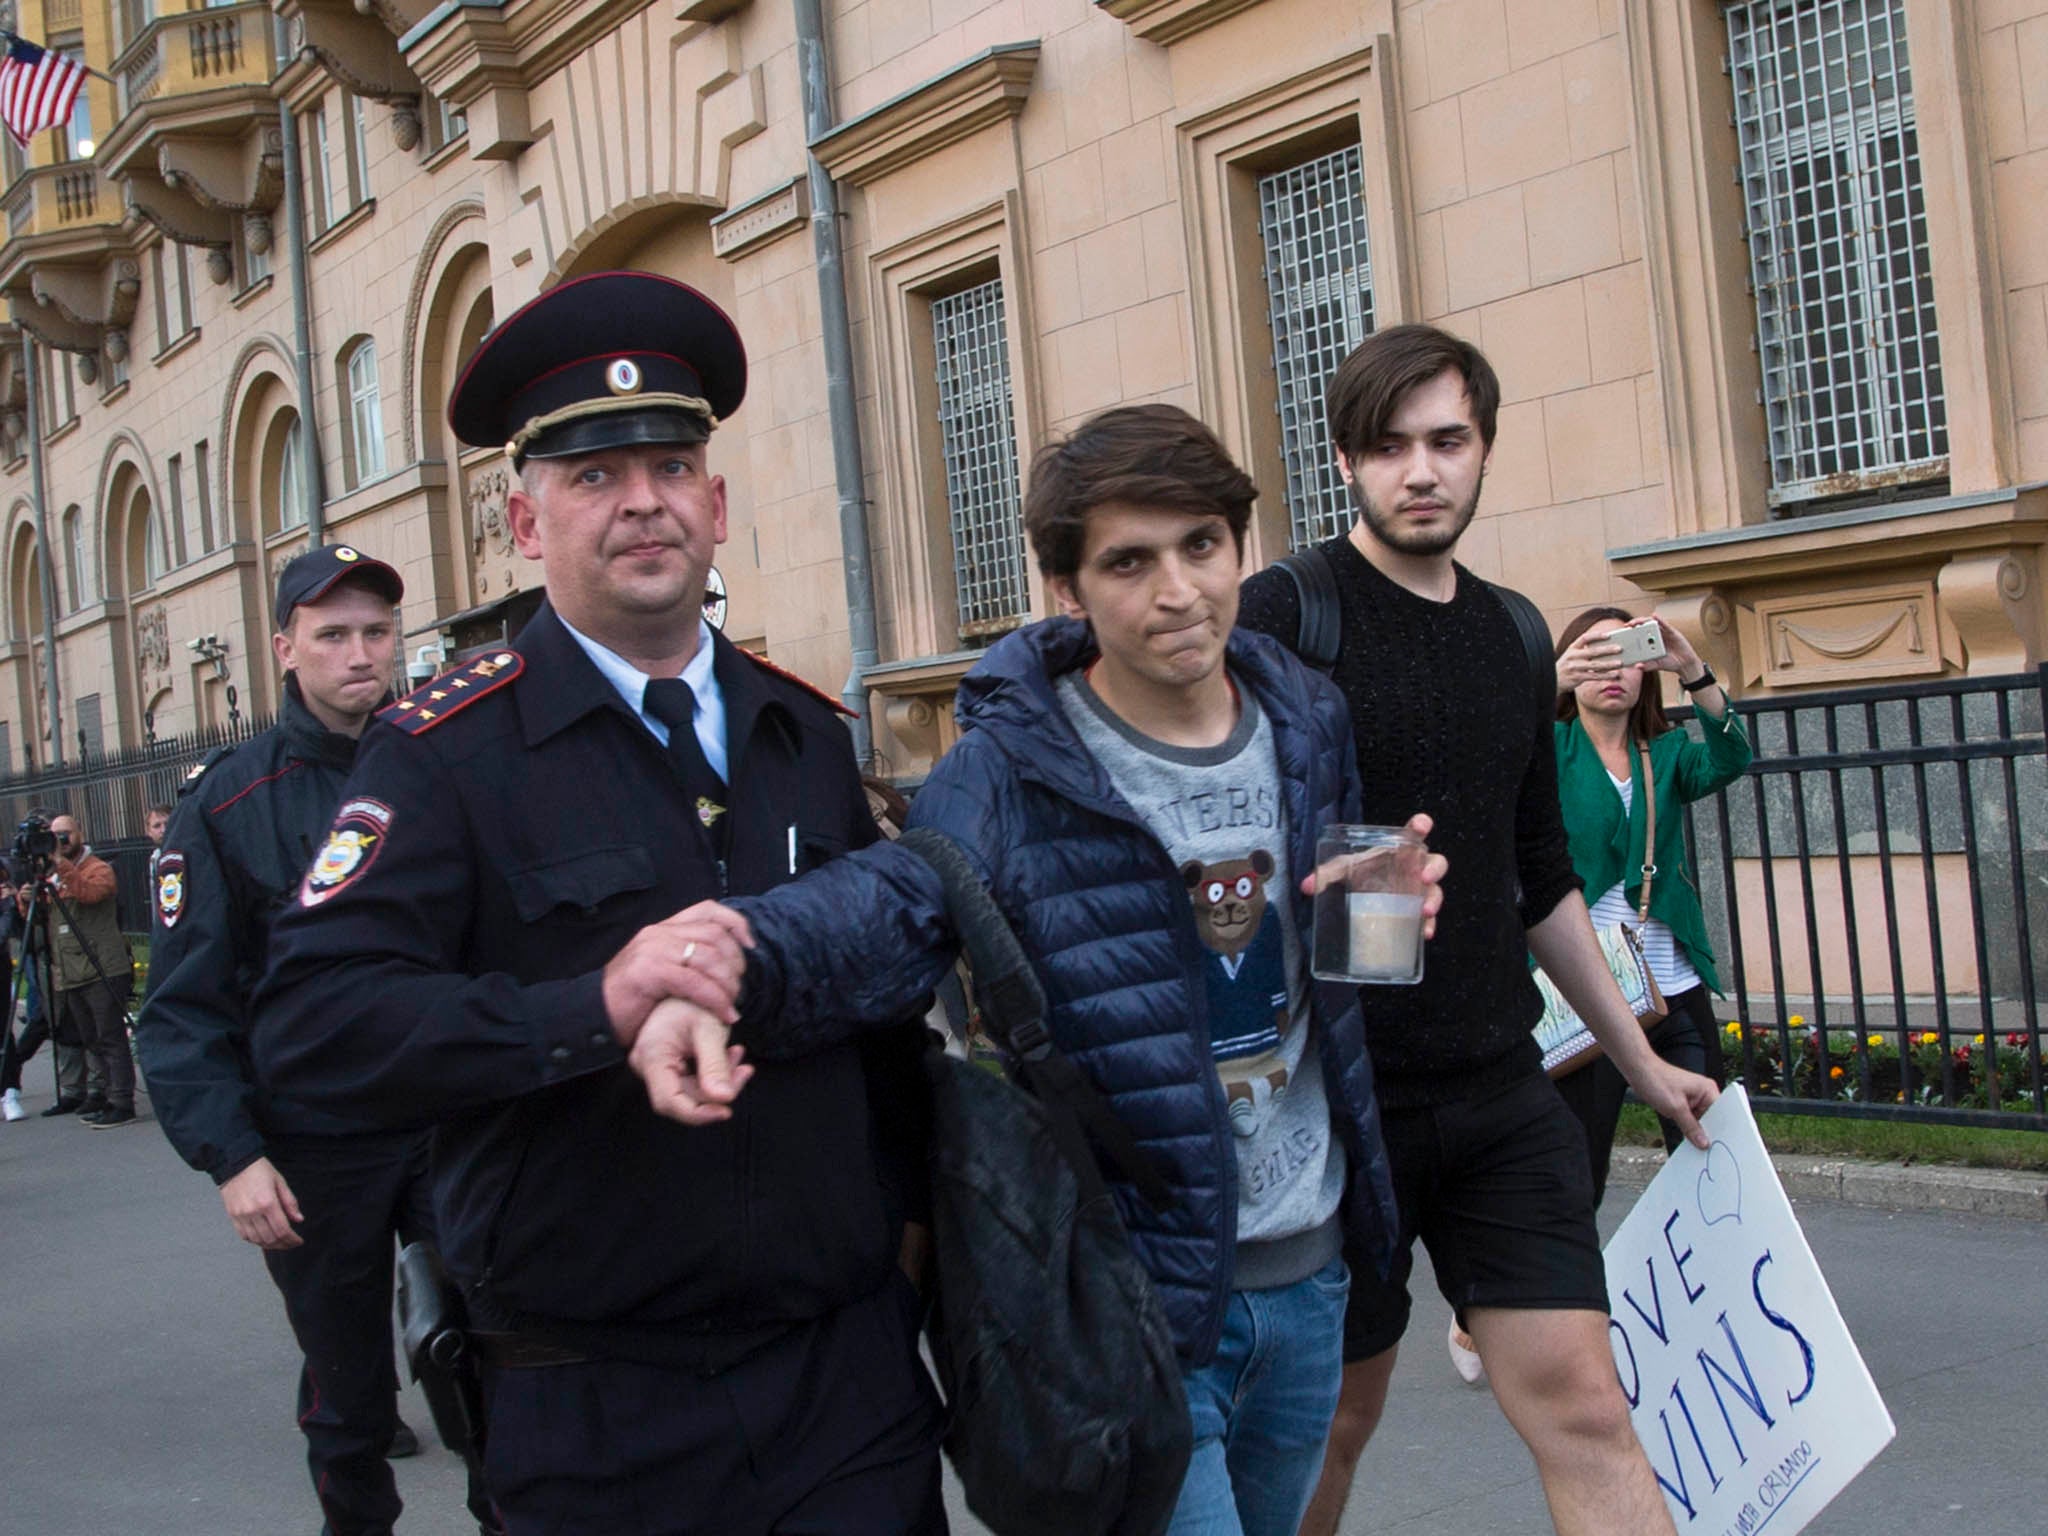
{"left": 138, "top": 545, "right": 502, "bottom": 1536}
{"left": 249, "top": 272, "right": 945, "bottom": 1536}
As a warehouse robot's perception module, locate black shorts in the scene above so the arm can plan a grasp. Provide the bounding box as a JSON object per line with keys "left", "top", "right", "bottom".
{"left": 1342, "top": 1070, "right": 1609, "bottom": 1362}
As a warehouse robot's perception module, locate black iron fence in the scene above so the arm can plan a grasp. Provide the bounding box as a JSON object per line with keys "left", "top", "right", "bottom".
{"left": 1677, "top": 665, "right": 2047, "bottom": 1128}
{"left": 1, "top": 666, "right": 2042, "bottom": 1127}
{"left": 0, "top": 715, "right": 273, "bottom": 934}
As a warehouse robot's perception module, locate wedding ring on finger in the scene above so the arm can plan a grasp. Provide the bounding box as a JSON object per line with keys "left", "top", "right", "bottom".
{"left": 683, "top": 941, "right": 698, "bottom": 967}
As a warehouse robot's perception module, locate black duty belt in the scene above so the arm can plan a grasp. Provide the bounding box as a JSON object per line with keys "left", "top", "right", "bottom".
{"left": 466, "top": 1331, "right": 591, "bottom": 1369}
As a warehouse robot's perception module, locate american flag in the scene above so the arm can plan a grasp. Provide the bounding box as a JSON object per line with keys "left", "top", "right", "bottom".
{"left": 0, "top": 34, "right": 89, "bottom": 149}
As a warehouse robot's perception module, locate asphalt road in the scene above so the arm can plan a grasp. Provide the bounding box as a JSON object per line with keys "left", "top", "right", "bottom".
{"left": 2, "top": 1078, "right": 2042, "bottom": 1535}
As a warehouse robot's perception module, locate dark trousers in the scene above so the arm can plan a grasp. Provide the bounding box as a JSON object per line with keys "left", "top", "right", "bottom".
{"left": 1554, "top": 983, "right": 1719, "bottom": 1206}
{"left": 264, "top": 1132, "right": 500, "bottom": 1536}
{"left": 481, "top": 1272, "right": 946, "bottom": 1536}
{"left": 57, "top": 981, "right": 132, "bottom": 1110}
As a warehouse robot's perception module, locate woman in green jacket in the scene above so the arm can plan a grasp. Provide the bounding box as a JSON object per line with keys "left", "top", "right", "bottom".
{"left": 1550, "top": 607, "right": 1753, "bottom": 1202}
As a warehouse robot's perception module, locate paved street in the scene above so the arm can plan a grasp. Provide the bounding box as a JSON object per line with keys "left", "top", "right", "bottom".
{"left": 2, "top": 1076, "right": 2042, "bottom": 1535}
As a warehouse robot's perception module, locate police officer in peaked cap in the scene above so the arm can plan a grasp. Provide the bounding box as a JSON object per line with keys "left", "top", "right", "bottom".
{"left": 139, "top": 543, "right": 503, "bottom": 1536}
{"left": 249, "top": 272, "right": 945, "bottom": 1534}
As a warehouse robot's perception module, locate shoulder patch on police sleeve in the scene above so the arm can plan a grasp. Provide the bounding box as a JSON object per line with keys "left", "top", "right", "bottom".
{"left": 176, "top": 745, "right": 236, "bottom": 798}
{"left": 155, "top": 850, "right": 188, "bottom": 929}
{"left": 378, "top": 650, "right": 525, "bottom": 735}
{"left": 741, "top": 650, "right": 857, "bottom": 717}
{"left": 300, "top": 798, "right": 394, "bottom": 907}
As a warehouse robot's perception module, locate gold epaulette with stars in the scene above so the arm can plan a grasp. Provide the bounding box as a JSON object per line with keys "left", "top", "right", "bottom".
{"left": 742, "top": 650, "right": 857, "bottom": 718}
{"left": 378, "top": 650, "right": 525, "bottom": 735}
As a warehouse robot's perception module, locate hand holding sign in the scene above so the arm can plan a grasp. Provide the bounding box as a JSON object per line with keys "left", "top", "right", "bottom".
{"left": 1603, "top": 1088, "right": 1893, "bottom": 1536}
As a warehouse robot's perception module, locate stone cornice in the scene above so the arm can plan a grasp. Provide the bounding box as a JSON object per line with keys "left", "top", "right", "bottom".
{"left": 1097, "top": 0, "right": 1265, "bottom": 46}
{"left": 811, "top": 43, "right": 1039, "bottom": 188}
{"left": 1611, "top": 485, "right": 2048, "bottom": 589}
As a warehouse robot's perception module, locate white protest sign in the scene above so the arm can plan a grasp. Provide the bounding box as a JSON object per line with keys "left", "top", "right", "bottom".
{"left": 1604, "top": 1087, "right": 1894, "bottom": 1535}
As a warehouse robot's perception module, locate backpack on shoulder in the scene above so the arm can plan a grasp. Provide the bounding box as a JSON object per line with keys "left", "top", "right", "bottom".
{"left": 899, "top": 826, "right": 1191, "bottom": 1536}
{"left": 1273, "top": 544, "right": 1555, "bottom": 720}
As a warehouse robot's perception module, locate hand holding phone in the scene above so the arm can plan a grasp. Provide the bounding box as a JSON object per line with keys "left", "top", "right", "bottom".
{"left": 1609, "top": 619, "right": 1666, "bottom": 667}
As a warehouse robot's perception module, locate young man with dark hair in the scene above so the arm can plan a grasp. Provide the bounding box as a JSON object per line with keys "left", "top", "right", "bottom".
{"left": 631, "top": 403, "right": 1447, "bottom": 1536}
{"left": 1234, "top": 324, "right": 1717, "bottom": 1536}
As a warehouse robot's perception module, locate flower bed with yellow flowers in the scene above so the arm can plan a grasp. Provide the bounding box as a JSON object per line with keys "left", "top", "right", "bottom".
{"left": 1720, "top": 1015, "right": 2041, "bottom": 1111}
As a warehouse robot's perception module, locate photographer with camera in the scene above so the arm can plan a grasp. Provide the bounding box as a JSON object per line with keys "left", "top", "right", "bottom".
{"left": 13, "top": 811, "right": 138, "bottom": 1127}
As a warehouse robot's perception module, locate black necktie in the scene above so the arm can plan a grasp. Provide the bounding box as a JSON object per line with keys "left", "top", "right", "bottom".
{"left": 643, "top": 678, "right": 728, "bottom": 841}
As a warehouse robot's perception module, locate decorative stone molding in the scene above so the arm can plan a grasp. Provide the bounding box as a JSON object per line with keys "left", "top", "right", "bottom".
{"left": 678, "top": 0, "right": 749, "bottom": 21}
{"left": 105, "top": 329, "right": 129, "bottom": 364}
{"left": 390, "top": 97, "right": 423, "bottom": 152}
{"left": 1743, "top": 584, "right": 1947, "bottom": 688}
{"left": 1611, "top": 485, "right": 2048, "bottom": 690}
{"left": 865, "top": 653, "right": 977, "bottom": 782}
{"left": 710, "top": 177, "right": 806, "bottom": 262}
{"left": 205, "top": 248, "right": 233, "bottom": 285}
{"left": 278, "top": 0, "right": 422, "bottom": 104}
{"left": 810, "top": 44, "right": 1039, "bottom": 188}
{"left": 76, "top": 351, "right": 98, "bottom": 385}
{"left": 1938, "top": 553, "right": 2040, "bottom": 676}
{"left": 1098, "top": 0, "right": 1265, "bottom": 46}
{"left": 244, "top": 211, "right": 273, "bottom": 255}
{"left": 397, "top": 197, "right": 486, "bottom": 462}
{"left": 136, "top": 604, "right": 171, "bottom": 685}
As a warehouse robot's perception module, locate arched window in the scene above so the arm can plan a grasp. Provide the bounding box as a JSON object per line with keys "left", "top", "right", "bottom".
{"left": 278, "top": 417, "right": 308, "bottom": 530}
{"left": 344, "top": 340, "right": 386, "bottom": 486}
{"left": 61, "top": 506, "right": 84, "bottom": 612}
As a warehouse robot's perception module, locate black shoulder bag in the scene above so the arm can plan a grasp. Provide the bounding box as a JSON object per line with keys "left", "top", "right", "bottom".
{"left": 899, "top": 826, "right": 1191, "bottom": 1536}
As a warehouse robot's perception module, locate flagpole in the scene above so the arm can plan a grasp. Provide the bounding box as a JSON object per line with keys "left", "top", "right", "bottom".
{"left": 21, "top": 331, "right": 62, "bottom": 767}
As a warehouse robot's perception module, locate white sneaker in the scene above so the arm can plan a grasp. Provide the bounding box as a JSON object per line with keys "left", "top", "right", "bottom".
{"left": 1448, "top": 1319, "right": 1486, "bottom": 1387}
{"left": 1, "top": 1088, "right": 24, "bottom": 1122}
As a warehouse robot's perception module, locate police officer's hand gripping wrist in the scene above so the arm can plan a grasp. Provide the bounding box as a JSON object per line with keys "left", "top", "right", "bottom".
{"left": 601, "top": 899, "right": 754, "bottom": 1048}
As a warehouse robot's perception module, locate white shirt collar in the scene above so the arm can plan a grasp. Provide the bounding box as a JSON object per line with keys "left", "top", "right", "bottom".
{"left": 557, "top": 614, "right": 728, "bottom": 779}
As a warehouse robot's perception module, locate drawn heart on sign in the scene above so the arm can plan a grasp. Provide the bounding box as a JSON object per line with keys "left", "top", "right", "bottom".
{"left": 1696, "top": 1139, "right": 1743, "bottom": 1227}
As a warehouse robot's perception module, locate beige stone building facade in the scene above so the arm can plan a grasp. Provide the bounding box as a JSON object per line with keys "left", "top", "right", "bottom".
{"left": 0, "top": 0, "right": 2043, "bottom": 785}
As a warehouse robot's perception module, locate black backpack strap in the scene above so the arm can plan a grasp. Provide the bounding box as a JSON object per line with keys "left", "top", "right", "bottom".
{"left": 1275, "top": 546, "right": 1342, "bottom": 673}
{"left": 900, "top": 827, "right": 1177, "bottom": 1212}
{"left": 1486, "top": 580, "right": 1555, "bottom": 730}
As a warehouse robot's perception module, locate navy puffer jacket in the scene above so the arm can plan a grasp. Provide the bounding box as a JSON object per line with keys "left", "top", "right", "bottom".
{"left": 736, "top": 617, "right": 1398, "bottom": 1364}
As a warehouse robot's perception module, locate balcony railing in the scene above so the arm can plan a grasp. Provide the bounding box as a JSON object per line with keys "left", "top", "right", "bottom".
{"left": 115, "top": 2, "right": 276, "bottom": 116}
{"left": 2, "top": 163, "right": 113, "bottom": 240}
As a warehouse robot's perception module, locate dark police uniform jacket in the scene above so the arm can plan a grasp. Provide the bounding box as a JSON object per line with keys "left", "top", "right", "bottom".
{"left": 138, "top": 675, "right": 402, "bottom": 1184}
{"left": 250, "top": 603, "right": 928, "bottom": 1366}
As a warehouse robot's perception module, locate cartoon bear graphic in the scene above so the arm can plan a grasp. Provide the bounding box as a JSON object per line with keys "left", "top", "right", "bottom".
{"left": 1185, "top": 851, "right": 1292, "bottom": 1137}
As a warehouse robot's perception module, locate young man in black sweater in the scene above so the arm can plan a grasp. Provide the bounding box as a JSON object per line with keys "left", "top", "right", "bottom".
{"left": 1237, "top": 325, "right": 1717, "bottom": 1536}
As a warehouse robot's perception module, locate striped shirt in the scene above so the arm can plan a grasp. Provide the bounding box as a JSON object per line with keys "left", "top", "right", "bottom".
{"left": 1586, "top": 768, "right": 1701, "bottom": 995}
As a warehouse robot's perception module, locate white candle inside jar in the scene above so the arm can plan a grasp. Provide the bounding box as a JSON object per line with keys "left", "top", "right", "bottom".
{"left": 1347, "top": 892, "right": 1423, "bottom": 975}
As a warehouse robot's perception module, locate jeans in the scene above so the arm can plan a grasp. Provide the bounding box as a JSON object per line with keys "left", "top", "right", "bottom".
{"left": 1167, "top": 1255, "right": 1349, "bottom": 1536}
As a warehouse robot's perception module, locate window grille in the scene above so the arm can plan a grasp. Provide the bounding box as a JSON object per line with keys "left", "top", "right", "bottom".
{"left": 931, "top": 278, "right": 1027, "bottom": 637}
{"left": 1259, "top": 142, "right": 1373, "bottom": 549}
{"left": 1726, "top": 0, "right": 1945, "bottom": 507}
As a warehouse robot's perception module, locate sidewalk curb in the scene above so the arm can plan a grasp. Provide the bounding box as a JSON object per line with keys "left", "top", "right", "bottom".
{"left": 1608, "top": 1145, "right": 2048, "bottom": 1221}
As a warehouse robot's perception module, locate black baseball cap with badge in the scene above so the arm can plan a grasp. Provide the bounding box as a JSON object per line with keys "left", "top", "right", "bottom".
{"left": 447, "top": 270, "right": 747, "bottom": 465}
{"left": 274, "top": 543, "right": 404, "bottom": 629}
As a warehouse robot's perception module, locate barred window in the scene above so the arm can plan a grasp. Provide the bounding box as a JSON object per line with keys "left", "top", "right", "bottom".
{"left": 1726, "top": 0, "right": 1945, "bottom": 508}
{"left": 1259, "top": 142, "right": 1373, "bottom": 549}
{"left": 931, "top": 278, "right": 1027, "bottom": 638}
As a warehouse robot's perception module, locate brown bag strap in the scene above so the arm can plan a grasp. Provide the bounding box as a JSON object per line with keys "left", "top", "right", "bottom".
{"left": 1633, "top": 737, "right": 1655, "bottom": 924}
